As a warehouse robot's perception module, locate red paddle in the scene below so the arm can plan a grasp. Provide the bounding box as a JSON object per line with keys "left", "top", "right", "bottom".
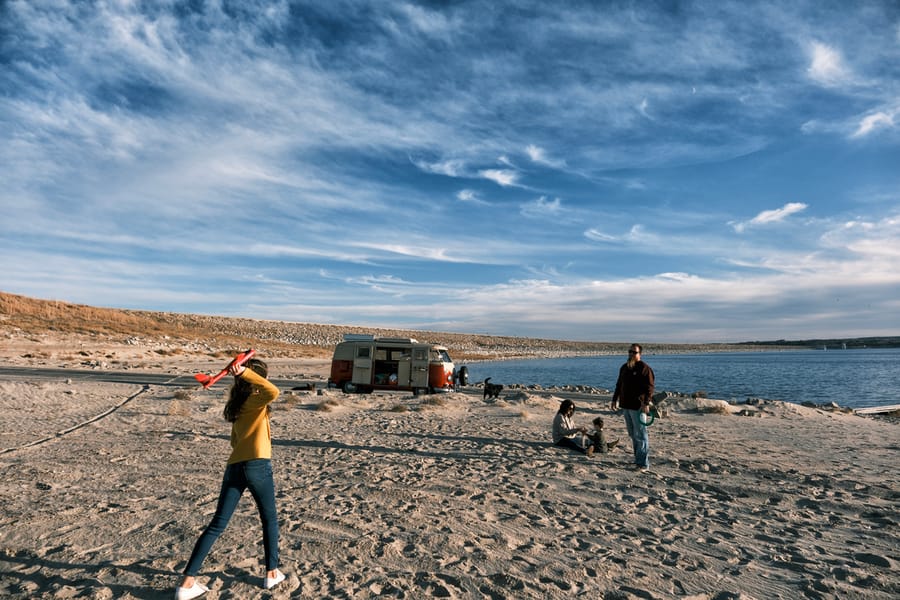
{"left": 194, "top": 349, "right": 256, "bottom": 389}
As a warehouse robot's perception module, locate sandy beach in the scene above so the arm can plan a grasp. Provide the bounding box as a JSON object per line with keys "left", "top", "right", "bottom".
{"left": 1, "top": 336, "right": 898, "bottom": 600}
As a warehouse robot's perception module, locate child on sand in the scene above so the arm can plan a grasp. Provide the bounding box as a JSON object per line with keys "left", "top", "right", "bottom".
{"left": 589, "top": 417, "right": 619, "bottom": 454}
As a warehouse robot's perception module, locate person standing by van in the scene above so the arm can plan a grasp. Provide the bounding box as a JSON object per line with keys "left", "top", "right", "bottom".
{"left": 611, "top": 344, "right": 655, "bottom": 472}
{"left": 174, "top": 358, "right": 286, "bottom": 599}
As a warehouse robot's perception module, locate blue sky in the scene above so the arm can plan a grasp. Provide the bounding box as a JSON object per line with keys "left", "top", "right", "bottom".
{"left": 2, "top": 1, "right": 899, "bottom": 343}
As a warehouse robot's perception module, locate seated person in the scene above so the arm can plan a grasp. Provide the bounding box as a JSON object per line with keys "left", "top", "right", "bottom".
{"left": 552, "top": 400, "right": 594, "bottom": 457}
{"left": 588, "top": 416, "right": 619, "bottom": 453}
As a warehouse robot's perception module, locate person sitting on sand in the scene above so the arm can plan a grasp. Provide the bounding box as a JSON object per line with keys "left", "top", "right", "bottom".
{"left": 588, "top": 416, "right": 619, "bottom": 453}
{"left": 174, "top": 358, "right": 286, "bottom": 600}
{"left": 552, "top": 399, "right": 595, "bottom": 457}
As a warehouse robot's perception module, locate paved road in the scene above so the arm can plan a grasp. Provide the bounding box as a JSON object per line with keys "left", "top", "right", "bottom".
{"left": 0, "top": 365, "right": 316, "bottom": 391}
{"left": 0, "top": 366, "right": 604, "bottom": 401}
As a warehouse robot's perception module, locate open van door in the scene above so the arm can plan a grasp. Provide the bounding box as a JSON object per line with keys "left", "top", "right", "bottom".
{"left": 410, "top": 344, "right": 430, "bottom": 391}
{"left": 351, "top": 344, "right": 373, "bottom": 388}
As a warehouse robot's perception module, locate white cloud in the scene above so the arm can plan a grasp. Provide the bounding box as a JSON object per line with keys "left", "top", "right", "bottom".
{"left": 525, "top": 144, "right": 565, "bottom": 169}
{"left": 455, "top": 189, "right": 491, "bottom": 206}
{"left": 584, "top": 228, "right": 618, "bottom": 243}
{"left": 413, "top": 158, "right": 468, "bottom": 177}
{"left": 456, "top": 189, "right": 480, "bottom": 203}
{"left": 637, "top": 98, "right": 652, "bottom": 119}
{"left": 479, "top": 169, "right": 519, "bottom": 187}
{"left": 821, "top": 215, "right": 900, "bottom": 259}
{"left": 346, "top": 274, "right": 415, "bottom": 295}
{"left": 411, "top": 161, "right": 522, "bottom": 187}
{"left": 356, "top": 243, "right": 464, "bottom": 263}
{"left": 806, "top": 42, "right": 851, "bottom": 87}
{"left": 852, "top": 111, "right": 895, "bottom": 138}
{"left": 525, "top": 145, "right": 546, "bottom": 163}
{"left": 398, "top": 4, "right": 459, "bottom": 38}
{"left": 732, "top": 202, "right": 808, "bottom": 233}
{"left": 520, "top": 196, "right": 563, "bottom": 218}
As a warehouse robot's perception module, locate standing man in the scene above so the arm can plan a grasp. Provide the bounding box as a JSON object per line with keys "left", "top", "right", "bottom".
{"left": 611, "top": 344, "right": 655, "bottom": 472}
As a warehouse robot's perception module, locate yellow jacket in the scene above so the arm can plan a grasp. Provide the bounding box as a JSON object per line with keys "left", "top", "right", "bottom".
{"left": 227, "top": 367, "right": 280, "bottom": 464}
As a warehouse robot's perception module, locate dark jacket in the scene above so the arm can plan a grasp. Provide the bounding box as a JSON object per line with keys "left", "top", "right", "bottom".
{"left": 613, "top": 361, "right": 655, "bottom": 410}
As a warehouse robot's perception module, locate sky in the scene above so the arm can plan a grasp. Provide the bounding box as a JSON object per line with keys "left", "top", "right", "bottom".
{"left": 2, "top": 1, "right": 899, "bottom": 344}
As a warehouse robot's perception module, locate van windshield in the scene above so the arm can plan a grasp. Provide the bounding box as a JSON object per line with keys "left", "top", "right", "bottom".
{"left": 432, "top": 349, "right": 452, "bottom": 362}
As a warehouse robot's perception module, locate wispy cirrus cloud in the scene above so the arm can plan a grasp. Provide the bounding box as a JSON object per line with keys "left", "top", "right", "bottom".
{"left": 456, "top": 189, "right": 488, "bottom": 205}
{"left": 520, "top": 196, "right": 563, "bottom": 218}
{"left": 479, "top": 168, "right": 520, "bottom": 187}
{"left": 731, "top": 203, "right": 809, "bottom": 233}
{"left": 852, "top": 110, "right": 896, "bottom": 138}
{"left": 525, "top": 144, "right": 566, "bottom": 169}
{"left": 3, "top": 1, "right": 899, "bottom": 342}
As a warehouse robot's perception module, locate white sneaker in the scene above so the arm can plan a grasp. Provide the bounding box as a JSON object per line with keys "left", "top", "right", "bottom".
{"left": 265, "top": 569, "right": 286, "bottom": 590}
{"left": 175, "top": 582, "right": 208, "bottom": 600}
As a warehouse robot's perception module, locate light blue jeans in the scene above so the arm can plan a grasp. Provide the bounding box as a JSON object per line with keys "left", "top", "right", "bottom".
{"left": 183, "top": 459, "right": 279, "bottom": 575}
{"left": 624, "top": 409, "right": 650, "bottom": 468}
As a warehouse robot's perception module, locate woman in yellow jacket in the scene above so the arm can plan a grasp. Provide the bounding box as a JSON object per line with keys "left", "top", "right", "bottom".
{"left": 175, "top": 358, "right": 286, "bottom": 599}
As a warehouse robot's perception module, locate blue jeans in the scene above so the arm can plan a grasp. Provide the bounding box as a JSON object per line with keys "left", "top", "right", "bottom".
{"left": 624, "top": 409, "right": 650, "bottom": 468}
{"left": 183, "top": 459, "right": 279, "bottom": 575}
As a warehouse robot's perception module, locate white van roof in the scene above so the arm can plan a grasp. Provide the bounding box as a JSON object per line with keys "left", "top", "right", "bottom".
{"left": 341, "top": 334, "right": 420, "bottom": 344}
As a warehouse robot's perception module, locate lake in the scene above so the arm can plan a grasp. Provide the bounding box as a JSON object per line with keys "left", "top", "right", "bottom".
{"left": 461, "top": 348, "right": 900, "bottom": 410}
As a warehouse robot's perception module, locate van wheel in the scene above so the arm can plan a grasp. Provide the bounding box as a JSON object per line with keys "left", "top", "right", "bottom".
{"left": 342, "top": 382, "right": 356, "bottom": 393}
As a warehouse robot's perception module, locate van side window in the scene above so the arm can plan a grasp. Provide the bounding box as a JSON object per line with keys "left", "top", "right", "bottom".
{"left": 413, "top": 349, "right": 426, "bottom": 360}
{"left": 357, "top": 347, "right": 370, "bottom": 358}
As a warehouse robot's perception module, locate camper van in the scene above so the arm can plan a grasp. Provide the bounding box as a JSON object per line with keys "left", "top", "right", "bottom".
{"left": 328, "top": 334, "right": 455, "bottom": 394}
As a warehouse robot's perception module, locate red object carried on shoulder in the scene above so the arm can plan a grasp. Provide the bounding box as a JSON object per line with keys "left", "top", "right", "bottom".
{"left": 194, "top": 349, "right": 256, "bottom": 389}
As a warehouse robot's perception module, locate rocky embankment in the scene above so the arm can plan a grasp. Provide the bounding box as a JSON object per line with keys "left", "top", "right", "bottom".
{"left": 1, "top": 290, "right": 781, "bottom": 364}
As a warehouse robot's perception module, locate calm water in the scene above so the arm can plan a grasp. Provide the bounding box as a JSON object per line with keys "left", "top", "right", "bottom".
{"left": 462, "top": 348, "right": 900, "bottom": 410}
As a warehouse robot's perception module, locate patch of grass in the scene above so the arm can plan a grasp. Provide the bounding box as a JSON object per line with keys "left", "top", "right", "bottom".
{"left": 389, "top": 404, "right": 408, "bottom": 413}
{"left": 280, "top": 393, "right": 301, "bottom": 406}
{"left": 167, "top": 400, "right": 191, "bottom": 417}
{"left": 315, "top": 399, "right": 339, "bottom": 412}
{"left": 154, "top": 348, "right": 184, "bottom": 356}
{"left": 420, "top": 396, "right": 446, "bottom": 408}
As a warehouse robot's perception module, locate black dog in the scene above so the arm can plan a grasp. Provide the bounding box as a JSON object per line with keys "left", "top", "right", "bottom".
{"left": 483, "top": 377, "right": 503, "bottom": 400}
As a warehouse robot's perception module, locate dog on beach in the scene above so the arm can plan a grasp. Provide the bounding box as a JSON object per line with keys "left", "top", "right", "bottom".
{"left": 483, "top": 377, "right": 503, "bottom": 400}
